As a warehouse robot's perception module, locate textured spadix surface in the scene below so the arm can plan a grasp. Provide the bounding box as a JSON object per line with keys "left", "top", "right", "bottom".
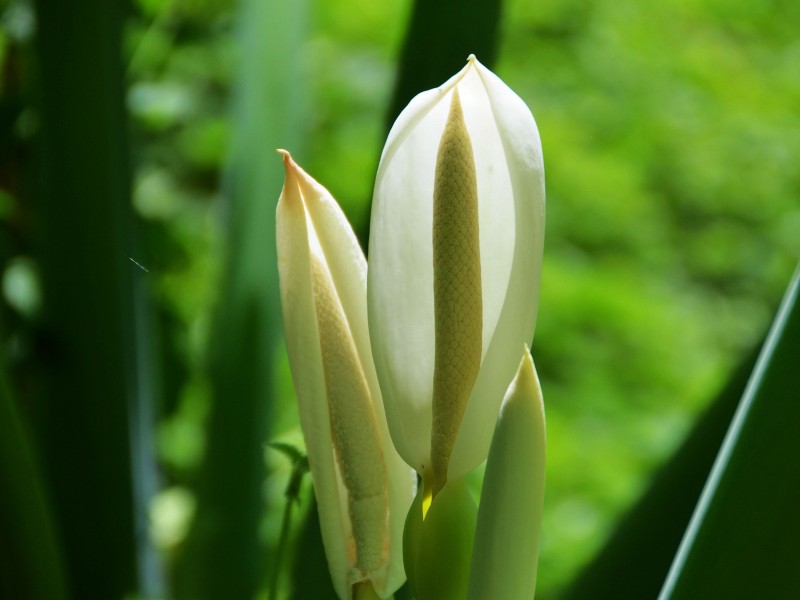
{"left": 276, "top": 152, "right": 413, "bottom": 599}
{"left": 368, "top": 55, "right": 545, "bottom": 480}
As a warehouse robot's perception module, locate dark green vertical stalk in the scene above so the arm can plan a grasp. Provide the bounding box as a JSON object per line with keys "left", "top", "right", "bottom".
{"left": 30, "top": 0, "right": 141, "bottom": 598}
{"left": 175, "top": 0, "right": 306, "bottom": 598}
{"left": 0, "top": 366, "right": 67, "bottom": 600}
{"left": 290, "top": 497, "right": 339, "bottom": 600}
{"left": 386, "top": 0, "right": 503, "bottom": 128}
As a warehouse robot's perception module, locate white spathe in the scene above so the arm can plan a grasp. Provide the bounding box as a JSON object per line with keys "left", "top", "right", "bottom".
{"left": 277, "top": 152, "right": 414, "bottom": 600}
{"left": 368, "top": 55, "right": 545, "bottom": 480}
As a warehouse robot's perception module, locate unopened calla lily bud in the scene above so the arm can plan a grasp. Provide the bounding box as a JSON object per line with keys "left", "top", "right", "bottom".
{"left": 468, "top": 347, "right": 546, "bottom": 600}
{"left": 276, "top": 151, "right": 414, "bottom": 600}
{"left": 368, "top": 55, "right": 546, "bottom": 491}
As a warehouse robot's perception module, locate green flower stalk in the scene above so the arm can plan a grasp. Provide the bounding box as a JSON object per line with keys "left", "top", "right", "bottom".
{"left": 276, "top": 152, "right": 414, "bottom": 600}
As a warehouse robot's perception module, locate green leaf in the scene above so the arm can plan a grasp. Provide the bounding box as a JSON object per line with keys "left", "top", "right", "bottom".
{"left": 0, "top": 366, "right": 67, "bottom": 600}
{"left": 269, "top": 443, "right": 308, "bottom": 502}
{"left": 659, "top": 264, "right": 800, "bottom": 599}
{"left": 268, "top": 441, "right": 307, "bottom": 466}
{"left": 563, "top": 344, "right": 758, "bottom": 599}
{"left": 290, "top": 496, "right": 339, "bottom": 600}
{"left": 30, "top": 1, "right": 147, "bottom": 596}
{"left": 386, "top": 0, "right": 503, "bottom": 129}
{"left": 174, "top": 0, "right": 307, "bottom": 598}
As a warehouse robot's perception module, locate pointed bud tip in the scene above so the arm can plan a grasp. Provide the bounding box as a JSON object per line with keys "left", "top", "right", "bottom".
{"left": 518, "top": 344, "right": 536, "bottom": 384}
{"left": 278, "top": 148, "right": 295, "bottom": 172}
{"left": 277, "top": 151, "right": 323, "bottom": 212}
{"left": 504, "top": 345, "right": 541, "bottom": 415}
{"left": 277, "top": 149, "right": 304, "bottom": 212}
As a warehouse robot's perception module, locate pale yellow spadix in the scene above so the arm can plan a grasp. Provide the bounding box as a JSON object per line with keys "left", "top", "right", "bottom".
{"left": 368, "top": 55, "right": 546, "bottom": 483}
{"left": 467, "top": 347, "right": 546, "bottom": 600}
{"left": 431, "top": 88, "right": 483, "bottom": 493}
{"left": 276, "top": 151, "right": 414, "bottom": 600}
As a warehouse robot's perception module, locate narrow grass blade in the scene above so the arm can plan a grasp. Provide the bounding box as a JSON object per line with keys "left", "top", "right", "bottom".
{"left": 175, "top": 0, "right": 307, "bottom": 598}
{"left": 563, "top": 344, "right": 758, "bottom": 599}
{"left": 659, "top": 265, "right": 800, "bottom": 599}
{"left": 0, "top": 366, "right": 67, "bottom": 600}
{"left": 290, "top": 496, "right": 339, "bottom": 600}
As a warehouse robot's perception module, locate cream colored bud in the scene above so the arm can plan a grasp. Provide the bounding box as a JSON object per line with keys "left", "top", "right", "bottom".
{"left": 277, "top": 152, "right": 414, "bottom": 599}
{"left": 369, "top": 55, "right": 546, "bottom": 483}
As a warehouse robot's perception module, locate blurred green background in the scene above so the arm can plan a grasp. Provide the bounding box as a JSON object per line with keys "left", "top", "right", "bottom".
{"left": 0, "top": 0, "right": 797, "bottom": 598}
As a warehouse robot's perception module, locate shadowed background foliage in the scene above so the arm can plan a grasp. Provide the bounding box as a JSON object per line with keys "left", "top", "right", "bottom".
{"left": 0, "top": 0, "right": 797, "bottom": 598}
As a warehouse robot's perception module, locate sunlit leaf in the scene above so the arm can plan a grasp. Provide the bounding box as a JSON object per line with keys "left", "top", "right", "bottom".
{"left": 659, "top": 265, "right": 800, "bottom": 598}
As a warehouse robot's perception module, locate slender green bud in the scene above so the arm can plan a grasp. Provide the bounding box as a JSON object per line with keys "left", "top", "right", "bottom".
{"left": 467, "top": 348, "right": 546, "bottom": 599}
